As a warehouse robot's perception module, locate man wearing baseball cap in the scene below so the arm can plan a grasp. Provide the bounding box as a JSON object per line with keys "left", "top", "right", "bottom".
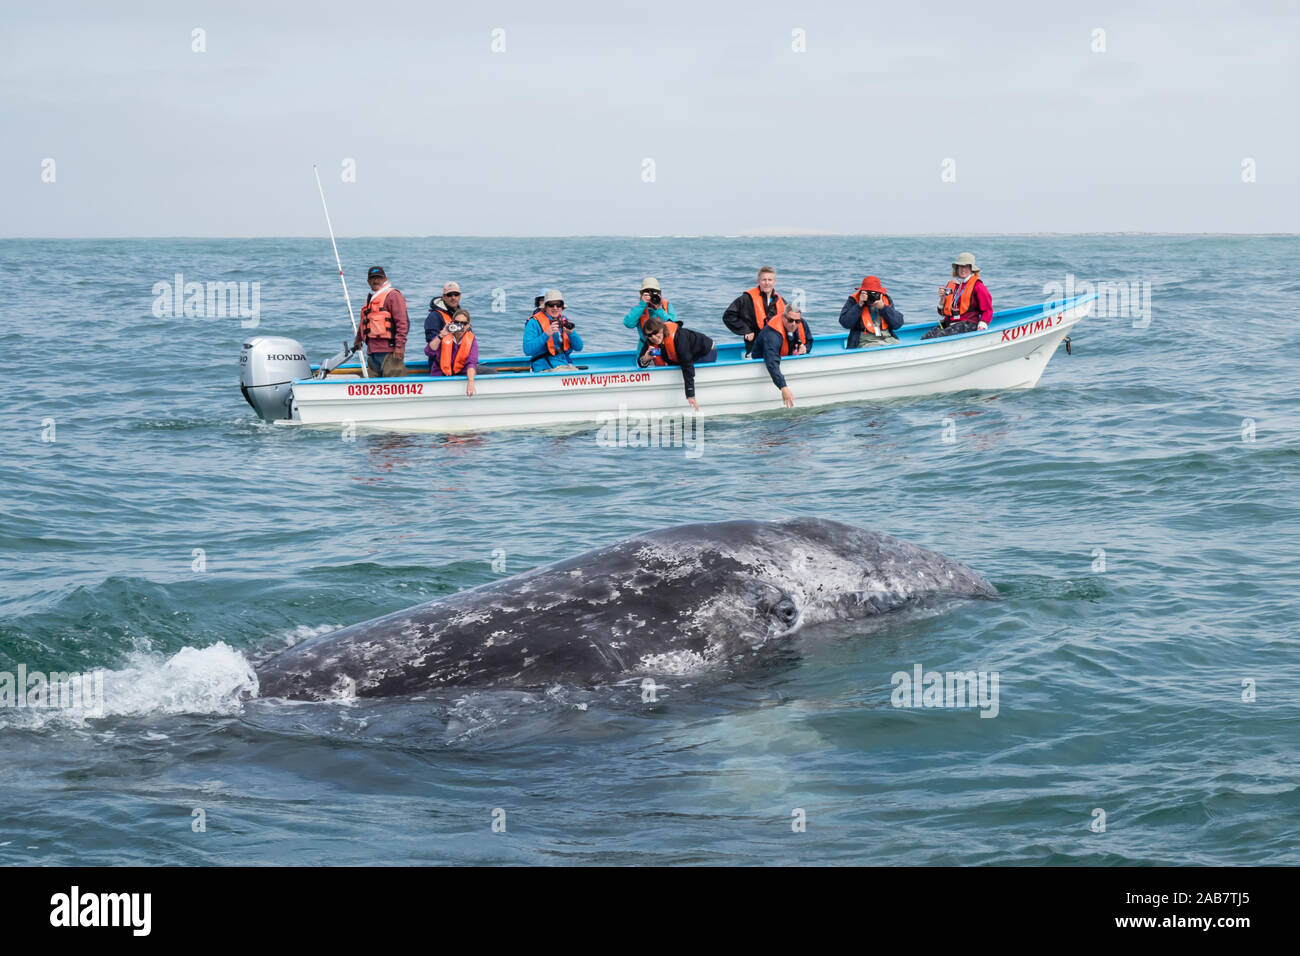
{"left": 425, "top": 280, "right": 463, "bottom": 344}
{"left": 838, "top": 276, "right": 904, "bottom": 348}
{"left": 353, "top": 266, "right": 409, "bottom": 376}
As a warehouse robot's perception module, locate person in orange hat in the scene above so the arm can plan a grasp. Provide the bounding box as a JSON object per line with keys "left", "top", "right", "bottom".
{"left": 838, "top": 276, "right": 904, "bottom": 348}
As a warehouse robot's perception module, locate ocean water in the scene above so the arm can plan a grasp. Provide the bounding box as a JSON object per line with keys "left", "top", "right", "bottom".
{"left": 1, "top": 235, "right": 1297, "bottom": 865}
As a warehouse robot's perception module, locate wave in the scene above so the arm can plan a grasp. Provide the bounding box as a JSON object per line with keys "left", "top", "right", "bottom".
{"left": 0, "top": 643, "right": 256, "bottom": 730}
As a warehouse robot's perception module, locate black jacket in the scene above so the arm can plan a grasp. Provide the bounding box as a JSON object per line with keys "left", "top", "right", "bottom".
{"left": 425, "top": 297, "right": 456, "bottom": 343}
{"left": 723, "top": 289, "right": 785, "bottom": 351}
{"left": 638, "top": 326, "right": 716, "bottom": 398}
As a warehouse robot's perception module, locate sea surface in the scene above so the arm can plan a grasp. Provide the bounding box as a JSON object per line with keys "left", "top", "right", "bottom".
{"left": 1, "top": 236, "right": 1297, "bottom": 865}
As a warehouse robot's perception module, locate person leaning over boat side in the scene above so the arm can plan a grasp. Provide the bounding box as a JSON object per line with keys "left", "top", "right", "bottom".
{"left": 523, "top": 290, "right": 584, "bottom": 371}
{"left": 747, "top": 301, "right": 797, "bottom": 409}
{"left": 723, "top": 265, "right": 786, "bottom": 357}
{"left": 425, "top": 281, "right": 462, "bottom": 343}
{"left": 425, "top": 308, "right": 478, "bottom": 396}
{"left": 782, "top": 305, "right": 814, "bottom": 355}
{"left": 839, "top": 276, "right": 903, "bottom": 348}
{"left": 354, "top": 265, "right": 409, "bottom": 376}
{"left": 623, "top": 276, "right": 679, "bottom": 343}
{"left": 921, "top": 253, "right": 992, "bottom": 340}
{"left": 637, "top": 315, "right": 716, "bottom": 412}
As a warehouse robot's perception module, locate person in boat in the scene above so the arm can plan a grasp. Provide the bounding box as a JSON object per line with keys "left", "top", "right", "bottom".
{"left": 782, "top": 305, "right": 814, "bottom": 355}
{"left": 636, "top": 315, "right": 716, "bottom": 411}
{"left": 839, "top": 276, "right": 903, "bottom": 348}
{"left": 723, "top": 265, "right": 785, "bottom": 357}
{"left": 922, "top": 253, "right": 992, "bottom": 339}
{"left": 354, "top": 265, "right": 409, "bottom": 377}
{"left": 623, "top": 277, "right": 679, "bottom": 343}
{"left": 524, "top": 290, "right": 584, "bottom": 371}
{"left": 747, "top": 299, "right": 798, "bottom": 409}
{"left": 425, "top": 308, "right": 478, "bottom": 396}
{"left": 425, "top": 281, "right": 463, "bottom": 343}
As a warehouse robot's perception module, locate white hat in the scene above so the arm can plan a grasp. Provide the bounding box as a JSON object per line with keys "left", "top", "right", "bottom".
{"left": 543, "top": 289, "right": 564, "bottom": 304}
{"left": 442, "top": 281, "right": 460, "bottom": 293}
{"left": 640, "top": 277, "right": 661, "bottom": 292}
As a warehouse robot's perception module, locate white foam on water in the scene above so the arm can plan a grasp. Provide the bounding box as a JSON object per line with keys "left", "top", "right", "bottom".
{"left": 102, "top": 643, "right": 259, "bottom": 717}
{"left": 0, "top": 642, "right": 259, "bottom": 730}
{"left": 639, "top": 649, "right": 710, "bottom": 675}
{"left": 273, "top": 623, "right": 338, "bottom": 650}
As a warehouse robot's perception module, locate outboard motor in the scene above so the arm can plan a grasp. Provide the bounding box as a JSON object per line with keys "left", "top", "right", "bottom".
{"left": 240, "top": 336, "right": 311, "bottom": 422}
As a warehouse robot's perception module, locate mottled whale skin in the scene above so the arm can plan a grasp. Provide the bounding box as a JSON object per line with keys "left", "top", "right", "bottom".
{"left": 255, "top": 518, "right": 996, "bottom": 700}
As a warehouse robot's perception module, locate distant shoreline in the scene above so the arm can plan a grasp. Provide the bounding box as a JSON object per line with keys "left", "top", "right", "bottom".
{"left": 3, "top": 232, "right": 1298, "bottom": 241}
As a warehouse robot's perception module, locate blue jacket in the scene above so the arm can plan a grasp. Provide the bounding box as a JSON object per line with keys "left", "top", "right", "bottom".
{"left": 623, "top": 299, "right": 679, "bottom": 342}
{"left": 523, "top": 313, "right": 584, "bottom": 371}
{"left": 839, "top": 295, "right": 904, "bottom": 348}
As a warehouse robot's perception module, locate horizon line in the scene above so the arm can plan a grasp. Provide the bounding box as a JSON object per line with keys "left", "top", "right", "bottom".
{"left": 3, "top": 231, "right": 1299, "bottom": 241}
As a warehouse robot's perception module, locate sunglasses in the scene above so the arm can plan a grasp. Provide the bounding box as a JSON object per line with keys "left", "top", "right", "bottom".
{"left": 444, "top": 291, "right": 461, "bottom": 297}
{"left": 545, "top": 302, "right": 564, "bottom": 309}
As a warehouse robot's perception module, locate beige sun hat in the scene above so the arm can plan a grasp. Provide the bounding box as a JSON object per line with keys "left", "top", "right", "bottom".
{"left": 951, "top": 252, "right": 980, "bottom": 276}
{"left": 640, "top": 277, "right": 661, "bottom": 292}
{"left": 543, "top": 289, "right": 564, "bottom": 304}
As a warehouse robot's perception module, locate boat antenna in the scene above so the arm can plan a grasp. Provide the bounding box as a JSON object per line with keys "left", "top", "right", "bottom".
{"left": 313, "top": 164, "right": 368, "bottom": 378}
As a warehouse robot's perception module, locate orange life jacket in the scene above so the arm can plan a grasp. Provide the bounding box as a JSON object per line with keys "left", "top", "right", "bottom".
{"left": 858, "top": 292, "right": 893, "bottom": 335}
{"left": 650, "top": 322, "right": 681, "bottom": 366}
{"left": 361, "top": 285, "right": 397, "bottom": 345}
{"left": 753, "top": 309, "right": 802, "bottom": 357}
{"left": 746, "top": 287, "right": 786, "bottom": 332}
{"left": 940, "top": 278, "right": 979, "bottom": 319}
{"left": 438, "top": 331, "right": 475, "bottom": 376}
{"left": 527, "top": 311, "right": 571, "bottom": 356}
{"left": 429, "top": 303, "right": 453, "bottom": 327}
{"left": 638, "top": 301, "right": 671, "bottom": 332}
{"left": 783, "top": 319, "right": 808, "bottom": 356}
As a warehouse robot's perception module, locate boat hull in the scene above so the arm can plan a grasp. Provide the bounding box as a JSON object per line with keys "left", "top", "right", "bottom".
{"left": 285, "top": 297, "right": 1091, "bottom": 432}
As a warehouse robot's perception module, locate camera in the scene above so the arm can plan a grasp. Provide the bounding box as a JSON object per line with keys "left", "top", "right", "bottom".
{"left": 561, "top": 319, "right": 576, "bottom": 330}
{"left": 866, "top": 290, "right": 882, "bottom": 304}
{"left": 648, "top": 290, "right": 662, "bottom": 306}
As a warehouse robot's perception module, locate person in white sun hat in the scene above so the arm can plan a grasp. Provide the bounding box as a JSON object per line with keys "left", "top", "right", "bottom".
{"left": 624, "top": 276, "right": 679, "bottom": 344}
{"left": 922, "top": 252, "right": 993, "bottom": 339}
{"left": 523, "top": 289, "right": 584, "bottom": 371}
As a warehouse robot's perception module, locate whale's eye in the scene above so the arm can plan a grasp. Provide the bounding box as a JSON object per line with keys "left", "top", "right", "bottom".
{"left": 773, "top": 597, "right": 798, "bottom": 624}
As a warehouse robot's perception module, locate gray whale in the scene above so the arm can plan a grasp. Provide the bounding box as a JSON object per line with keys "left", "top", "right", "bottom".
{"left": 255, "top": 518, "right": 996, "bottom": 700}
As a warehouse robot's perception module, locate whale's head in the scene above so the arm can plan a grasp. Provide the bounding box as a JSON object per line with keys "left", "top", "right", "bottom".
{"left": 606, "top": 517, "right": 997, "bottom": 653}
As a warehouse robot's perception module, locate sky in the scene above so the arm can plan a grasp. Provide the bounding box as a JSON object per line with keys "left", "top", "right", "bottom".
{"left": 2, "top": 0, "right": 1297, "bottom": 237}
